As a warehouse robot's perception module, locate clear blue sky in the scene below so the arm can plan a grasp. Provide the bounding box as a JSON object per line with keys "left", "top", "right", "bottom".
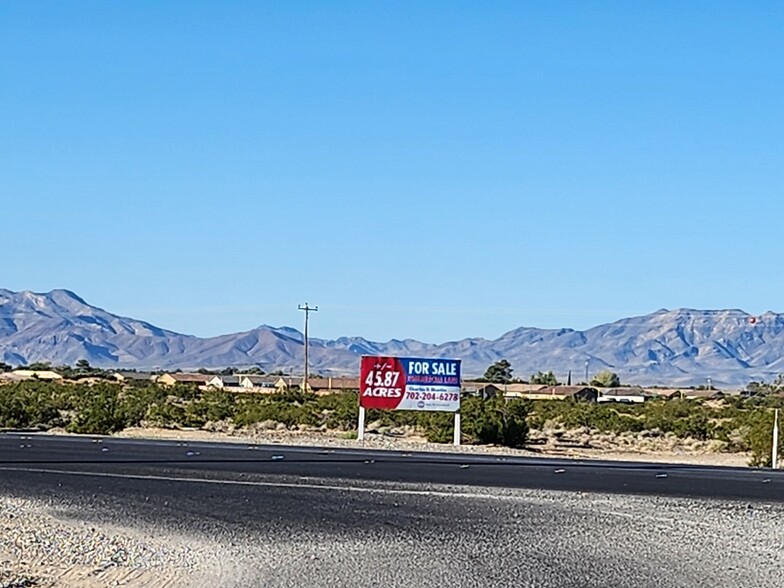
{"left": 2, "top": 1, "right": 783, "bottom": 342}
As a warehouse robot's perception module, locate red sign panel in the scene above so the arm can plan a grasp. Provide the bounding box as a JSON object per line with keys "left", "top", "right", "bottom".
{"left": 359, "top": 356, "right": 407, "bottom": 410}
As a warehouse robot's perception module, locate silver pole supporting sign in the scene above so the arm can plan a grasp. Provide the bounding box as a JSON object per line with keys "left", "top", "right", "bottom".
{"left": 357, "top": 406, "right": 366, "bottom": 442}
{"left": 453, "top": 411, "right": 461, "bottom": 446}
{"left": 773, "top": 408, "right": 779, "bottom": 470}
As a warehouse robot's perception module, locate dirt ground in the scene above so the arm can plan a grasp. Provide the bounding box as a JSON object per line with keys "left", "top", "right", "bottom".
{"left": 107, "top": 426, "right": 751, "bottom": 467}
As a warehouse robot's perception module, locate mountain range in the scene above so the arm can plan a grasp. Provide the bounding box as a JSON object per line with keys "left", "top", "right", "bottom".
{"left": 2, "top": 288, "right": 783, "bottom": 387}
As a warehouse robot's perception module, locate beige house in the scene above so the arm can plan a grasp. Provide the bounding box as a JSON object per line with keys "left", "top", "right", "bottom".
{"left": 462, "top": 382, "right": 501, "bottom": 398}
{"left": 156, "top": 373, "right": 212, "bottom": 387}
{"left": 205, "top": 375, "right": 242, "bottom": 390}
{"left": 10, "top": 370, "right": 64, "bottom": 381}
{"left": 112, "top": 371, "right": 155, "bottom": 383}
{"left": 306, "top": 377, "right": 359, "bottom": 394}
{"left": 528, "top": 385, "right": 598, "bottom": 402}
{"left": 500, "top": 383, "right": 549, "bottom": 399}
{"left": 675, "top": 388, "right": 726, "bottom": 401}
{"left": 237, "top": 375, "right": 283, "bottom": 391}
{"left": 597, "top": 387, "right": 651, "bottom": 403}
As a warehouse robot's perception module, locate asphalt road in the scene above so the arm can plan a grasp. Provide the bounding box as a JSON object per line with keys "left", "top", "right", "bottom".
{"left": 2, "top": 433, "right": 783, "bottom": 587}
{"left": 0, "top": 433, "right": 781, "bottom": 501}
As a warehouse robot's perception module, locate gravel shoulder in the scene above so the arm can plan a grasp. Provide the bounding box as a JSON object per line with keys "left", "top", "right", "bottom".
{"left": 0, "top": 494, "right": 224, "bottom": 588}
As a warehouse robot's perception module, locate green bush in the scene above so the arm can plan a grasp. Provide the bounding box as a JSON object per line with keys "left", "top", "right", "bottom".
{"left": 745, "top": 411, "right": 782, "bottom": 467}
{"left": 233, "top": 396, "right": 318, "bottom": 428}
{"left": 0, "top": 381, "right": 65, "bottom": 429}
{"left": 418, "top": 411, "right": 455, "bottom": 443}
{"left": 66, "top": 387, "right": 126, "bottom": 434}
{"left": 317, "top": 392, "right": 359, "bottom": 430}
{"left": 460, "top": 396, "right": 530, "bottom": 448}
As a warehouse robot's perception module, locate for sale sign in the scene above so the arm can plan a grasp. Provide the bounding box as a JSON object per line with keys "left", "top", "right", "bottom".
{"left": 359, "top": 356, "right": 461, "bottom": 412}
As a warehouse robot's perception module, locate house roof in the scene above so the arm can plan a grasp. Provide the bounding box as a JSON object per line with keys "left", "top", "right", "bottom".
{"left": 599, "top": 387, "right": 650, "bottom": 397}
{"left": 0, "top": 372, "right": 26, "bottom": 382}
{"left": 680, "top": 389, "right": 725, "bottom": 399}
{"left": 539, "top": 385, "right": 597, "bottom": 396}
{"left": 643, "top": 388, "right": 686, "bottom": 398}
{"left": 11, "top": 370, "right": 64, "bottom": 380}
{"left": 307, "top": 377, "right": 359, "bottom": 390}
{"left": 502, "top": 383, "right": 549, "bottom": 393}
{"left": 207, "top": 375, "right": 241, "bottom": 386}
{"left": 113, "top": 371, "right": 154, "bottom": 381}
{"left": 462, "top": 382, "right": 500, "bottom": 391}
{"left": 159, "top": 373, "right": 211, "bottom": 384}
{"left": 238, "top": 375, "right": 279, "bottom": 385}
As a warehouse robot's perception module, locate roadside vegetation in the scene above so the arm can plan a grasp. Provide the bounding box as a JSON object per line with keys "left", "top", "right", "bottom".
{"left": 1, "top": 378, "right": 783, "bottom": 465}
{"left": 0, "top": 380, "right": 530, "bottom": 449}
{"left": 528, "top": 394, "right": 784, "bottom": 466}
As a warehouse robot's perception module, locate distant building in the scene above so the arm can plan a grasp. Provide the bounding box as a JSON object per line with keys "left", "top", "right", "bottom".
{"left": 676, "top": 389, "right": 726, "bottom": 401}
{"left": 536, "top": 386, "right": 599, "bottom": 402}
{"left": 10, "top": 370, "right": 64, "bottom": 381}
{"left": 461, "top": 382, "right": 598, "bottom": 402}
{"left": 237, "top": 375, "right": 281, "bottom": 391}
{"left": 305, "top": 377, "right": 359, "bottom": 394}
{"left": 597, "top": 387, "right": 651, "bottom": 404}
{"left": 156, "top": 373, "right": 212, "bottom": 387}
{"left": 205, "top": 375, "right": 241, "bottom": 389}
{"left": 112, "top": 371, "right": 155, "bottom": 383}
{"left": 461, "top": 382, "right": 501, "bottom": 399}
{"left": 642, "top": 388, "right": 686, "bottom": 399}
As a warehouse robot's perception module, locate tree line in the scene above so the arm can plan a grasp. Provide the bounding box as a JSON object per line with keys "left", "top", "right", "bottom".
{"left": 480, "top": 359, "right": 620, "bottom": 388}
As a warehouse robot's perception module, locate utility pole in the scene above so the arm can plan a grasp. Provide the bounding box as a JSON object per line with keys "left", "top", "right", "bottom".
{"left": 298, "top": 303, "right": 318, "bottom": 393}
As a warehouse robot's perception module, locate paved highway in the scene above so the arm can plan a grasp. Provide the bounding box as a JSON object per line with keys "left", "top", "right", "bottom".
{"left": 1, "top": 433, "right": 783, "bottom": 587}
{"left": 0, "top": 433, "right": 781, "bottom": 501}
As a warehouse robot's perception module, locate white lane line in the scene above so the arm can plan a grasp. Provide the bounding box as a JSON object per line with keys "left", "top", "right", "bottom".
{"left": 0, "top": 465, "right": 527, "bottom": 502}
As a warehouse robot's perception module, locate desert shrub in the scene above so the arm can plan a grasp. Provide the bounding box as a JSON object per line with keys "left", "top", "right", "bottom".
{"left": 66, "top": 386, "right": 126, "bottom": 434}
{"left": 672, "top": 413, "right": 711, "bottom": 440}
{"left": 458, "top": 396, "right": 530, "bottom": 447}
{"left": 145, "top": 398, "right": 188, "bottom": 428}
{"left": 233, "top": 396, "right": 318, "bottom": 428}
{"left": 185, "top": 390, "right": 237, "bottom": 426}
{"left": 116, "top": 384, "right": 168, "bottom": 426}
{"left": 418, "top": 411, "right": 455, "bottom": 443}
{"left": 745, "top": 410, "right": 782, "bottom": 467}
{"left": 317, "top": 392, "right": 359, "bottom": 430}
{"left": 0, "top": 381, "right": 62, "bottom": 429}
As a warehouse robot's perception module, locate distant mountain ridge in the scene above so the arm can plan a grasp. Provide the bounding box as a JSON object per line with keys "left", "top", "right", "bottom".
{"left": 1, "top": 288, "right": 783, "bottom": 387}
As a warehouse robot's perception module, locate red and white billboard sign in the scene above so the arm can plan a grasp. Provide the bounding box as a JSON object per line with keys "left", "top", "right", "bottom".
{"left": 359, "top": 356, "right": 461, "bottom": 412}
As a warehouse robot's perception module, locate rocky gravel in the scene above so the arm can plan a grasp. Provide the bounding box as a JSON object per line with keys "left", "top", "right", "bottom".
{"left": 218, "top": 477, "right": 784, "bottom": 588}
{"left": 0, "top": 495, "right": 209, "bottom": 587}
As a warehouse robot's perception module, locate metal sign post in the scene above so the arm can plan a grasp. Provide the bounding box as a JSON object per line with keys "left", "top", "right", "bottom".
{"left": 773, "top": 408, "right": 779, "bottom": 469}
{"left": 453, "top": 411, "right": 461, "bottom": 446}
{"left": 357, "top": 406, "right": 366, "bottom": 442}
